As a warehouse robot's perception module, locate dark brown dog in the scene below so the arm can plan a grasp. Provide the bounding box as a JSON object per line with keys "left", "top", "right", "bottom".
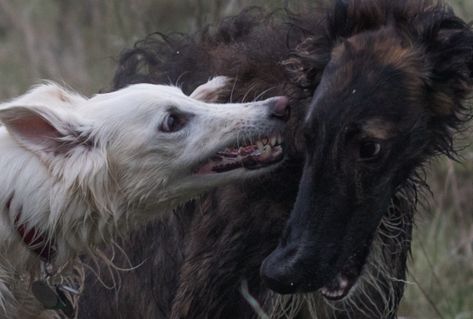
{"left": 79, "top": 1, "right": 473, "bottom": 318}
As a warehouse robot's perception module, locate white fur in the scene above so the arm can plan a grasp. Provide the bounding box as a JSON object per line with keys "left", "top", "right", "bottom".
{"left": 0, "top": 78, "right": 285, "bottom": 318}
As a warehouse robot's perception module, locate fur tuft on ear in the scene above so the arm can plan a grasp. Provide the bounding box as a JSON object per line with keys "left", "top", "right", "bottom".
{"left": 420, "top": 14, "right": 473, "bottom": 117}
{"left": 416, "top": 11, "right": 473, "bottom": 158}
{"left": 2, "top": 81, "right": 87, "bottom": 110}
{"left": 0, "top": 83, "right": 93, "bottom": 160}
{"left": 0, "top": 105, "right": 93, "bottom": 160}
{"left": 189, "top": 76, "right": 232, "bottom": 103}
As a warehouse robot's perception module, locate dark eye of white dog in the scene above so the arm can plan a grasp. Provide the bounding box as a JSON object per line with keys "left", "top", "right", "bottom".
{"left": 160, "top": 113, "right": 186, "bottom": 133}
{"left": 358, "top": 141, "right": 381, "bottom": 161}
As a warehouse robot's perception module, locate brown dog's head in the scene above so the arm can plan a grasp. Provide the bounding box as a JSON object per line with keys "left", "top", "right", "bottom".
{"left": 262, "top": 0, "right": 473, "bottom": 302}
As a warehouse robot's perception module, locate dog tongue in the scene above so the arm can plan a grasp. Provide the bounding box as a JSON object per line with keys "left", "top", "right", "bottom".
{"left": 196, "top": 158, "right": 235, "bottom": 174}
{"left": 217, "top": 145, "right": 257, "bottom": 157}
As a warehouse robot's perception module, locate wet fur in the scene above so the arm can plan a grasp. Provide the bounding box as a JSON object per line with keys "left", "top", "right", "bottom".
{"left": 79, "top": 1, "right": 473, "bottom": 319}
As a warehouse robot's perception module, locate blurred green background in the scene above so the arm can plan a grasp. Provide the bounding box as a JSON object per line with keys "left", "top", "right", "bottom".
{"left": 0, "top": 1, "right": 471, "bottom": 318}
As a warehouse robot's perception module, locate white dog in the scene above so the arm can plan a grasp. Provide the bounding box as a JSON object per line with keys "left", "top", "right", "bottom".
{"left": 0, "top": 77, "right": 288, "bottom": 318}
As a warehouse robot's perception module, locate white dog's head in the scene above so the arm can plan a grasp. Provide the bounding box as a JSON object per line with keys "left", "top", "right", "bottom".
{"left": 0, "top": 78, "right": 288, "bottom": 217}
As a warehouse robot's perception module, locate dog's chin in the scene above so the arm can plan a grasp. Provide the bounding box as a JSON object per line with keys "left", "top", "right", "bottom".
{"left": 193, "top": 133, "right": 285, "bottom": 176}
{"left": 289, "top": 248, "right": 369, "bottom": 301}
{"left": 291, "top": 267, "right": 362, "bottom": 301}
{"left": 318, "top": 271, "right": 360, "bottom": 301}
{"left": 316, "top": 252, "right": 368, "bottom": 301}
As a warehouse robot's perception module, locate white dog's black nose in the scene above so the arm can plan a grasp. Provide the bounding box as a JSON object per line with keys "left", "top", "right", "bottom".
{"left": 270, "top": 96, "right": 290, "bottom": 121}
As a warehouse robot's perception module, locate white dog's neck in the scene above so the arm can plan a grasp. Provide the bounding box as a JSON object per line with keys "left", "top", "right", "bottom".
{"left": 0, "top": 126, "right": 125, "bottom": 270}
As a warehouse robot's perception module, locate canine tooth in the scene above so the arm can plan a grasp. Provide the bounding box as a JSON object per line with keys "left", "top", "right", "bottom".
{"left": 262, "top": 137, "right": 269, "bottom": 145}
{"left": 256, "top": 141, "right": 264, "bottom": 152}
{"left": 277, "top": 135, "right": 282, "bottom": 144}
{"left": 270, "top": 136, "right": 277, "bottom": 146}
{"left": 338, "top": 278, "right": 349, "bottom": 290}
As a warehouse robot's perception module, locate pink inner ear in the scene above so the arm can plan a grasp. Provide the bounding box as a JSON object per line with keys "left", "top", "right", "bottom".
{"left": 10, "top": 115, "right": 60, "bottom": 145}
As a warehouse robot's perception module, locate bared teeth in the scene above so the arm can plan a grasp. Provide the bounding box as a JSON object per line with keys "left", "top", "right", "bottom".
{"left": 277, "top": 134, "right": 282, "bottom": 145}
{"left": 196, "top": 138, "right": 284, "bottom": 174}
{"left": 262, "top": 138, "right": 269, "bottom": 145}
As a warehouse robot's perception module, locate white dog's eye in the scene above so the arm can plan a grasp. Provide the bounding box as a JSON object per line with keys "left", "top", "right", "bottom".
{"left": 160, "top": 113, "right": 186, "bottom": 133}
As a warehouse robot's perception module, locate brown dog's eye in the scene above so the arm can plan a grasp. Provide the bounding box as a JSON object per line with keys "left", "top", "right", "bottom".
{"left": 359, "top": 141, "right": 381, "bottom": 161}
{"left": 160, "top": 113, "right": 186, "bottom": 133}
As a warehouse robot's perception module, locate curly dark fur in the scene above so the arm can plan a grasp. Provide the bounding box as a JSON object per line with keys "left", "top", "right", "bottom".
{"left": 80, "top": 9, "right": 309, "bottom": 319}
{"left": 78, "top": 1, "right": 472, "bottom": 319}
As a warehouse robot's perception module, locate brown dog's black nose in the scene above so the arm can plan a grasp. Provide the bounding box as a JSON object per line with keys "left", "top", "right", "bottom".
{"left": 260, "top": 256, "right": 300, "bottom": 294}
{"left": 270, "top": 96, "right": 290, "bottom": 121}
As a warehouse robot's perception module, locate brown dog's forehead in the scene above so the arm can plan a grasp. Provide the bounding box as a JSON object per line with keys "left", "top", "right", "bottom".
{"left": 332, "top": 28, "right": 413, "bottom": 64}
{"left": 311, "top": 27, "right": 431, "bottom": 123}
{"left": 330, "top": 28, "right": 427, "bottom": 94}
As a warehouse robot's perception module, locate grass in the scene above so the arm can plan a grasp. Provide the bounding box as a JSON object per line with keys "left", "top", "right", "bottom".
{"left": 399, "top": 150, "right": 473, "bottom": 319}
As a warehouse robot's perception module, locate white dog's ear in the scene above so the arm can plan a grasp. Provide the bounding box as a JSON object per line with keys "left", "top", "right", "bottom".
{"left": 0, "top": 105, "right": 92, "bottom": 159}
{"left": 5, "top": 82, "right": 86, "bottom": 109}
{"left": 190, "top": 76, "right": 232, "bottom": 102}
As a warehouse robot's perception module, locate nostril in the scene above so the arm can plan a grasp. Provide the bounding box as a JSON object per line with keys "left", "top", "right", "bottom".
{"left": 270, "top": 96, "right": 290, "bottom": 121}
